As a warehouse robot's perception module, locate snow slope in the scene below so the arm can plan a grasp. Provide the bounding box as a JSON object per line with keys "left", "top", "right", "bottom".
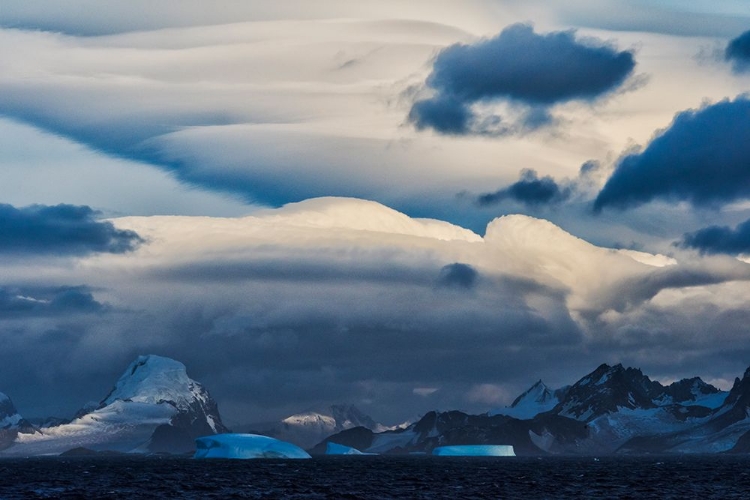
{"left": 490, "top": 380, "right": 565, "bottom": 419}
{"left": 325, "top": 442, "right": 374, "bottom": 455}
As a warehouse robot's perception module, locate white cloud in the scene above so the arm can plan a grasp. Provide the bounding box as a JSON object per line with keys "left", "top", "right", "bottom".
{"left": 3, "top": 197, "right": 747, "bottom": 421}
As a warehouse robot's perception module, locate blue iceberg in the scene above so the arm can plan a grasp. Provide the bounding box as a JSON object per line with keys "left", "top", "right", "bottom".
{"left": 325, "top": 442, "right": 375, "bottom": 455}
{"left": 194, "top": 433, "right": 311, "bottom": 459}
{"left": 432, "top": 445, "right": 515, "bottom": 457}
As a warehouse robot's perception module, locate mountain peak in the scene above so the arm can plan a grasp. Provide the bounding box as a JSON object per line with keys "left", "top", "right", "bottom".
{"left": 554, "top": 363, "right": 662, "bottom": 421}
{"left": 102, "top": 355, "right": 195, "bottom": 409}
{"left": 0, "top": 392, "right": 25, "bottom": 430}
{"left": 490, "top": 379, "right": 562, "bottom": 419}
{"left": 100, "top": 354, "right": 228, "bottom": 440}
{"left": 258, "top": 403, "right": 382, "bottom": 449}
{"left": 721, "top": 366, "right": 750, "bottom": 411}
{"left": 511, "top": 380, "right": 552, "bottom": 407}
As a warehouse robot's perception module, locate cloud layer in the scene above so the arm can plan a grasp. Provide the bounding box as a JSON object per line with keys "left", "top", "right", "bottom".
{"left": 3, "top": 197, "right": 750, "bottom": 423}
{"left": 409, "top": 23, "right": 635, "bottom": 134}
{"left": 0, "top": 286, "right": 104, "bottom": 316}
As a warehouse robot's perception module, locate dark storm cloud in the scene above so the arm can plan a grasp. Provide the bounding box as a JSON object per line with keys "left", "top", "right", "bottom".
{"left": 0, "top": 286, "right": 105, "bottom": 316}
{"left": 0, "top": 203, "right": 142, "bottom": 255}
{"left": 594, "top": 97, "right": 750, "bottom": 212}
{"left": 679, "top": 218, "right": 750, "bottom": 255}
{"left": 409, "top": 23, "right": 635, "bottom": 135}
{"left": 437, "top": 263, "right": 478, "bottom": 289}
{"left": 726, "top": 30, "right": 750, "bottom": 73}
{"left": 153, "top": 259, "right": 434, "bottom": 285}
{"left": 477, "top": 169, "right": 571, "bottom": 207}
{"left": 408, "top": 95, "right": 472, "bottom": 135}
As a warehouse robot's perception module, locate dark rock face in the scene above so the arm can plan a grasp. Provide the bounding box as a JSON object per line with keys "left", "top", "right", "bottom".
{"left": 148, "top": 393, "right": 229, "bottom": 454}
{"left": 552, "top": 364, "right": 664, "bottom": 421}
{"left": 145, "top": 380, "right": 229, "bottom": 454}
{"left": 0, "top": 393, "right": 37, "bottom": 450}
{"left": 664, "top": 377, "right": 720, "bottom": 404}
{"left": 310, "top": 426, "right": 376, "bottom": 455}
{"left": 713, "top": 368, "right": 750, "bottom": 428}
{"left": 329, "top": 405, "right": 378, "bottom": 432}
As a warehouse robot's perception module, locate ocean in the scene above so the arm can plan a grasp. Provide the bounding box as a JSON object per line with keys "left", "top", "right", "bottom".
{"left": 1, "top": 455, "right": 749, "bottom": 499}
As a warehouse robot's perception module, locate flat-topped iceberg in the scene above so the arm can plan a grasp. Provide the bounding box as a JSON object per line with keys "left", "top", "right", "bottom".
{"left": 325, "top": 442, "right": 375, "bottom": 455}
{"left": 194, "top": 434, "right": 311, "bottom": 459}
{"left": 432, "top": 445, "right": 515, "bottom": 457}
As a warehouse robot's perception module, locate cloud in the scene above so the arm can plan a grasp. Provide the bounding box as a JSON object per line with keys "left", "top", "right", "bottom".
{"left": 0, "top": 203, "right": 142, "bottom": 255}
{"left": 477, "top": 169, "right": 571, "bottom": 207}
{"left": 0, "top": 10, "right": 741, "bottom": 233}
{"left": 409, "top": 23, "right": 636, "bottom": 135}
{"left": 3, "top": 197, "right": 750, "bottom": 422}
{"left": 679, "top": 218, "right": 750, "bottom": 255}
{"left": 408, "top": 95, "right": 472, "bottom": 135}
{"left": 594, "top": 97, "right": 750, "bottom": 212}
{"left": 558, "top": 0, "right": 750, "bottom": 38}
{"left": 0, "top": 286, "right": 105, "bottom": 316}
{"left": 437, "top": 263, "right": 479, "bottom": 289}
{"left": 726, "top": 30, "right": 750, "bottom": 73}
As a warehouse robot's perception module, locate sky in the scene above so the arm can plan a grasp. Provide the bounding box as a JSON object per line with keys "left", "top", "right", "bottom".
{"left": 1, "top": 0, "right": 750, "bottom": 426}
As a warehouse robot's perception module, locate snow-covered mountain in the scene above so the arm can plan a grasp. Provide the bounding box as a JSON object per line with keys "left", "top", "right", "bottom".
{"left": 619, "top": 366, "right": 750, "bottom": 454}
{"left": 315, "top": 363, "right": 738, "bottom": 456}
{"left": 490, "top": 380, "right": 568, "bottom": 419}
{"left": 0, "top": 392, "right": 37, "bottom": 450}
{"left": 311, "top": 409, "right": 588, "bottom": 456}
{"left": 1, "top": 355, "right": 227, "bottom": 456}
{"left": 243, "top": 404, "right": 386, "bottom": 450}
{"left": 531, "top": 363, "right": 727, "bottom": 453}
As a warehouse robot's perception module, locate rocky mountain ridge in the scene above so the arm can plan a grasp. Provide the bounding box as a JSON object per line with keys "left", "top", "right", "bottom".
{"left": 240, "top": 404, "right": 386, "bottom": 449}
{"left": 316, "top": 363, "right": 745, "bottom": 455}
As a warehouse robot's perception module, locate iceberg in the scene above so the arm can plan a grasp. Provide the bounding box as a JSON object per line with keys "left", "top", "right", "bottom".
{"left": 325, "top": 442, "right": 375, "bottom": 455}
{"left": 432, "top": 445, "right": 515, "bottom": 457}
{"left": 194, "top": 434, "right": 311, "bottom": 459}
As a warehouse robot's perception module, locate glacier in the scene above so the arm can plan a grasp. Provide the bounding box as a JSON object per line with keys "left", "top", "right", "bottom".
{"left": 194, "top": 434, "right": 311, "bottom": 459}
{"left": 432, "top": 445, "right": 515, "bottom": 457}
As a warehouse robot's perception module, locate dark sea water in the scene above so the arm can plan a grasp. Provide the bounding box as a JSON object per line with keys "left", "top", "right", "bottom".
{"left": 1, "top": 455, "right": 750, "bottom": 499}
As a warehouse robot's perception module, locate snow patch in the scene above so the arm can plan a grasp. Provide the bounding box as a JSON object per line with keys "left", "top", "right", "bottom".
{"left": 367, "top": 430, "right": 417, "bottom": 454}
{"left": 325, "top": 442, "right": 374, "bottom": 455}
{"left": 490, "top": 381, "right": 560, "bottom": 419}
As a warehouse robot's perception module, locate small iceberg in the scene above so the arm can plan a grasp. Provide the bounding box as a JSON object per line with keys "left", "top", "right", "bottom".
{"left": 194, "top": 433, "right": 311, "bottom": 459}
{"left": 432, "top": 445, "right": 515, "bottom": 457}
{"left": 325, "top": 442, "right": 375, "bottom": 455}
